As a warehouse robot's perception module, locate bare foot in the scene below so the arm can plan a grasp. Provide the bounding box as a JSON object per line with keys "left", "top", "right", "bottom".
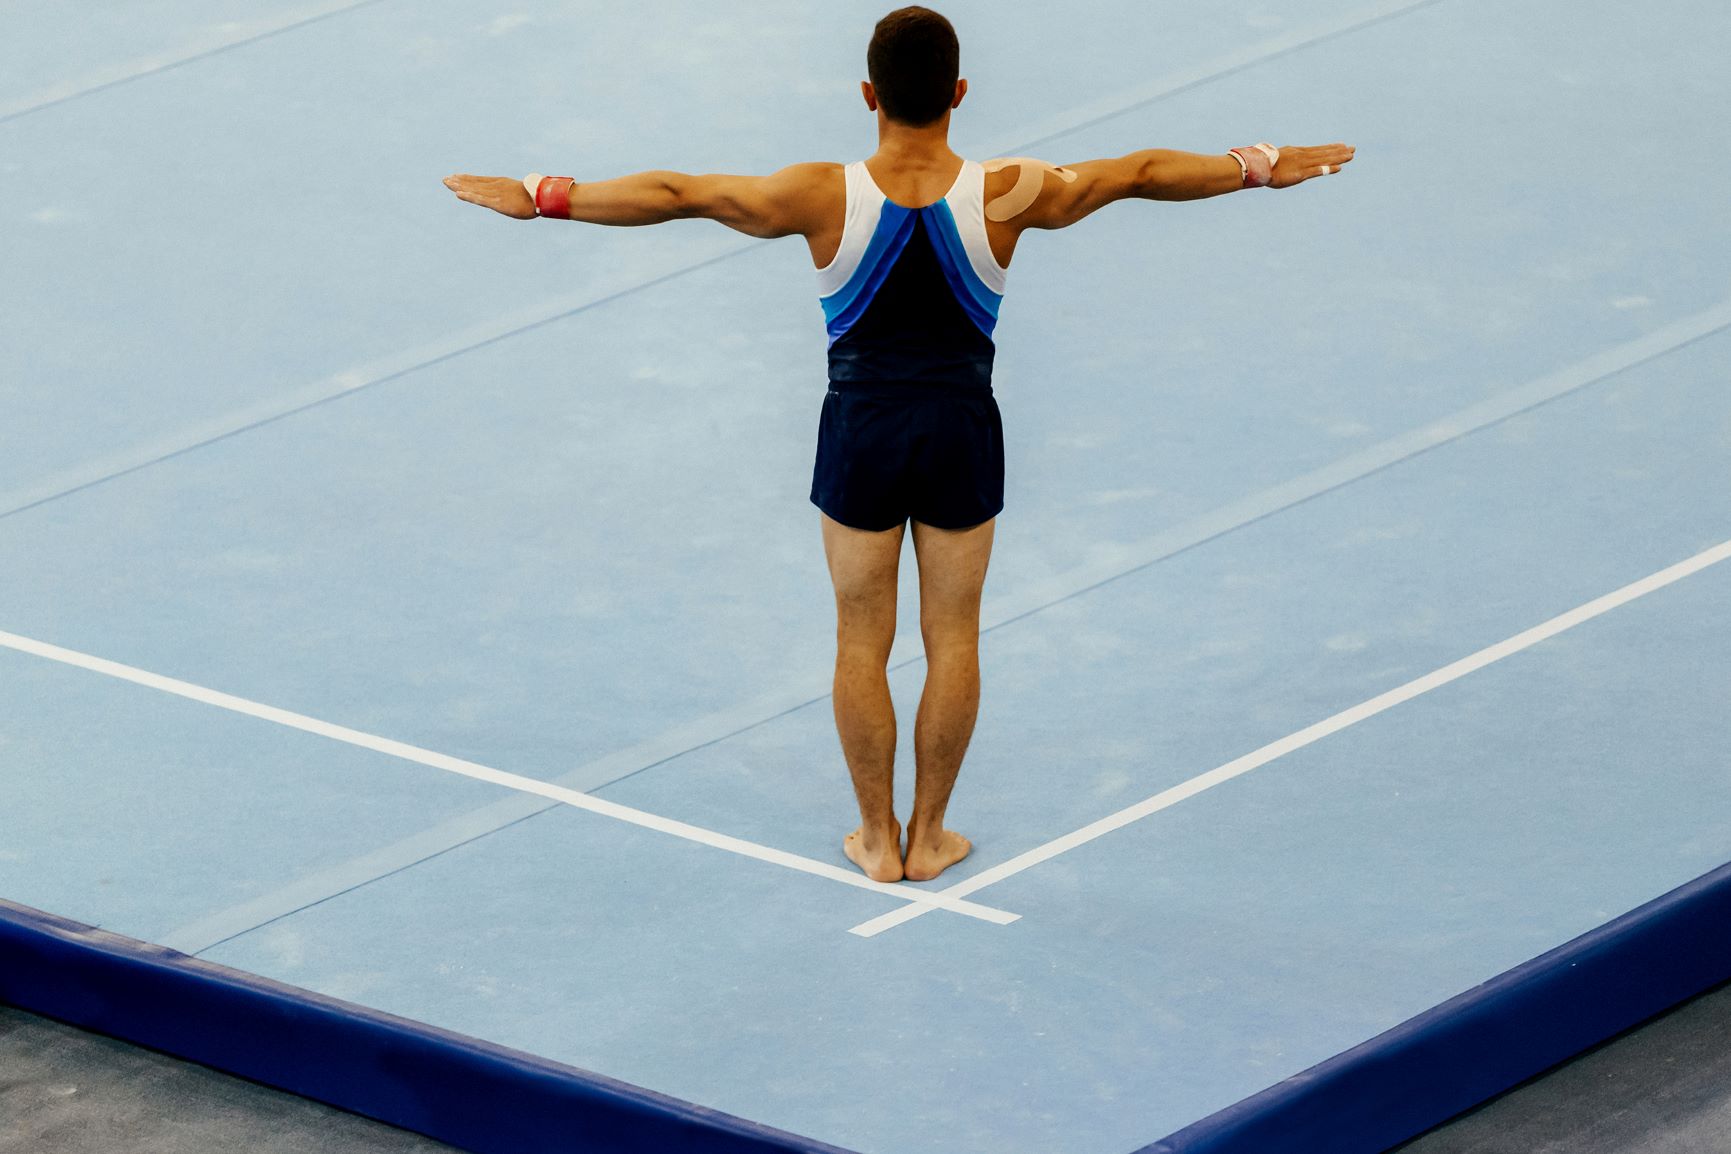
{"left": 844, "top": 822, "right": 904, "bottom": 883}
{"left": 903, "top": 825, "right": 971, "bottom": 881}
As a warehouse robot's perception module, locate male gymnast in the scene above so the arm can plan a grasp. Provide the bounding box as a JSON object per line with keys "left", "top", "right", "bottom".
{"left": 444, "top": 6, "right": 1353, "bottom": 886}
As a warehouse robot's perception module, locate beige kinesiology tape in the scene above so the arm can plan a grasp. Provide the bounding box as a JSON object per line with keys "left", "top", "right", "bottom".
{"left": 982, "top": 157, "right": 1078, "bottom": 222}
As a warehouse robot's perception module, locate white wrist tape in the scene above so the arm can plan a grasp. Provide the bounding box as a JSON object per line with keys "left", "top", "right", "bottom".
{"left": 1229, "top": 143, "right": 1279, "bottom": 187}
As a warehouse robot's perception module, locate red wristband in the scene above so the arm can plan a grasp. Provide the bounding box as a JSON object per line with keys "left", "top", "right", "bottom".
{"left": 533, "top": 175, "right": 576, "bottom": 219}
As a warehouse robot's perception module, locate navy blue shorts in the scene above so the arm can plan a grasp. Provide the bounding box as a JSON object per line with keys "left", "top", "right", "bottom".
{"left": 810, "top": 379, "right": 1005, "bottom": 532}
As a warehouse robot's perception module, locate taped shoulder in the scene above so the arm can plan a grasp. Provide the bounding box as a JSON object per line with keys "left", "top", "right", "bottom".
{"left": 982, "top": 157, "right": 1079, "bottom": 222}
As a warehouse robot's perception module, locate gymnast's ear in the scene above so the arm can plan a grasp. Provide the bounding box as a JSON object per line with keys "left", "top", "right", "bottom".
{"left": 952, "top": 77, "right": 967, "bottom": 110}
{"left": 861, "top": 80, "right": 878, "bottom": 113}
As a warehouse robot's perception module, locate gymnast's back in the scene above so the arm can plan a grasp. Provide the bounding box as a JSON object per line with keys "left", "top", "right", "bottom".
{"left": 813, "top": 158, "right": 1009, "bottom": 389}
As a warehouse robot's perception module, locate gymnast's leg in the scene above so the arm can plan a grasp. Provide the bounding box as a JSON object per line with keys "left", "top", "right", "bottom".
{"left": 905, "top": 516, "right": 994, "bottom": 881}
{"left": 821, "top": 511, "right": 907, "bottom": 883}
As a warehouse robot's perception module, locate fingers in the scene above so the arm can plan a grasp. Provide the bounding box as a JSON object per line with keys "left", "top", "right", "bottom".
{"left": 442, "top": 173, "right": 538, "bottom": 218}
{"left": 443, "top": 174, "right": 495, "bottom": 208}
{"left": 443, "top": 174, "right": 495, "bottom": 193}
{"left": 1287, "top": 143, "right": 1356, "bottom": 167}
{"left": 1296, "top": 160, "right": 1345, "bottom": 184}
{"left": 1267, "top": 144, "right": 1355, "bottom": 189}
{"left": 1276, "top": 143, "right": 1355, "bottom": 186}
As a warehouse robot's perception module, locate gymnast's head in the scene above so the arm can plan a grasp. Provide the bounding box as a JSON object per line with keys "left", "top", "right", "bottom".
{"left": 863, "top": 7, "right": 966, "bottom": 128}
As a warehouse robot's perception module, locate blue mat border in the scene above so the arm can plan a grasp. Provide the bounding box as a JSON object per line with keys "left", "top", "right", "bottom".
{"left": 7, "top": 859, "right": 1731, "bottom": 1154}
{"left": 1141, "top": 857, "right": 1731, "bottom": 1153}
{"left": 0, "top": 897, "right": 858, "bottom": 1154}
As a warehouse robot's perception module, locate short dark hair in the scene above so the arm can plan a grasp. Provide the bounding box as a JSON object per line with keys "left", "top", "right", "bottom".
{"left": 867, "top": 7, "right": 959, "bottom": 127}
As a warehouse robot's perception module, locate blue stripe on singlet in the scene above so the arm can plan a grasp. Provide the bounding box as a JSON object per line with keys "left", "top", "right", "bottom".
{"left": 920, "top": 199, "right": 1002, "bottom": 339}
{"left": 820, "top": 204, "right": 918, "bottom": 345}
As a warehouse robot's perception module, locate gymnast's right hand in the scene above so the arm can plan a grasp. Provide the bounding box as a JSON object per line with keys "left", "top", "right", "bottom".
{"left": 443, "top": 174, "right": 538, "bottom": 219}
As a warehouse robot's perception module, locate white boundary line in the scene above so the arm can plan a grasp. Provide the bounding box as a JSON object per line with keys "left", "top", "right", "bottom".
{"left": 847, "top": 537, "right": 1731, "bottom": 938}
{"left": 0, "top": 0, "right": 1466, "bottom": 956}
{"left": 0, "top": 629, "right": 1017, "bottom": 928}
{"left": 147, "top": 296, "right": 1731, "bottom": 954}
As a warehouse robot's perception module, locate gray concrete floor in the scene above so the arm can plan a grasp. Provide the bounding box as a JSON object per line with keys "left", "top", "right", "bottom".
{"left": 2, "top": 981, "right": 1728, "bottom": 1153}
{"left": 1393, "top": 978, "right": 1731, "bottom": 1154}
{"left": 0, "top": 1005, "right": 457, "bottom": 1154}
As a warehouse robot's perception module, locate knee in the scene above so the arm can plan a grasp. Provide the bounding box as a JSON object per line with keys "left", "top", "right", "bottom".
{"left": 836, "top": 602, "right": 896, "bottom": 666}
{"left": 836, "top": 632, "right": 893, "bottom": 670}
{"left": 920, "top": 614, "right": 980, "bottom": 662}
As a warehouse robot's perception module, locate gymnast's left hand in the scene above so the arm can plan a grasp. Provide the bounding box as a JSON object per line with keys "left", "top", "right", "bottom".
{"left": 443, "top": 174, "right": 537, "bottom": 219}
{"left": 1268, "top": 143, "right": 1356, "bottom": 189}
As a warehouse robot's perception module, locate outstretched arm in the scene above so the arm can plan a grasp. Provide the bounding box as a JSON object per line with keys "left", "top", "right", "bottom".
{"left": 442, "top": 162, "right": 838, "bottom": 238}
{"left": 1013, "top": 143, "right": 1356, "bottom": 230}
